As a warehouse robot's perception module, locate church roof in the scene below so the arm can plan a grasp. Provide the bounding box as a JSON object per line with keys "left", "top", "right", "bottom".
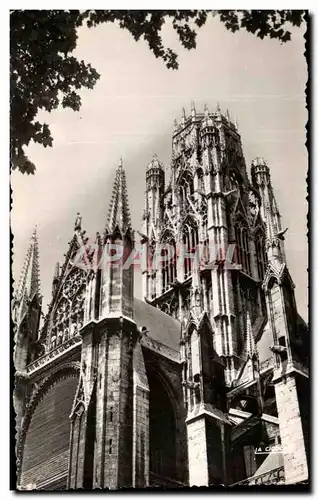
{"left": 256, "top": 321, "right": 275, "bottom": 370}
{"left": 133, "top": 298, "right": 181, "bottom": 352}
{"left": 252, "top": 450, "right": 284, "bottom": 478}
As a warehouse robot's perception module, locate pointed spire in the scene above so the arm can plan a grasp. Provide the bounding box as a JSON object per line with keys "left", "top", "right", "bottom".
{"left": 53, "top": 261, "right": 59, "bottom": 280}
{"left": 105, "top": 160, "right": 132, "bottom": 236}
{"left": 246, "top": 311, "right": 255, "bottom": 357}
{"left": 52, "top": 261, "right": 60, "bottom": 296}
{"left": 202, "top": 104, "right": 214, "bottom": 130}
{"left": 90, "top": 232, "right": 102, "bottom": 272}
{"left": 174, "top": 118, "right": 178, "bottom": 131}
{"left": 182, "top": 107, "right": 186, "bottom": 125}
{"left": 191, "top": 101, "right": 196, "bottom": 119}
{"left": 215, "top": 102, "right": 222, "bottom": 120}
{"left": 226, "top": 109, "right": 231, "bottom": 121}
{"left": 74, "top": 212, "right": 82, "bottom": 232}
{"left": 264, "top": 203, "right": 285, "bottom": 269}
{"left": 17, "top": 227, "right": 40, "bottom": 301}
{"left": 15, "top": 227, "right": 41, "bottom": 325}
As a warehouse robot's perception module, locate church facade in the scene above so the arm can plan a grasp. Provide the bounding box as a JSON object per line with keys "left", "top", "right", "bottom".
{"left": 13, "top": 105, "right": 309, "bottom": 489}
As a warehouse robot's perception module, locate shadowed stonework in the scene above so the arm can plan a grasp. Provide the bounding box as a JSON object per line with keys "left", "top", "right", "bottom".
{"left": 13, "top": 105, "right": 309, "bottom": 489}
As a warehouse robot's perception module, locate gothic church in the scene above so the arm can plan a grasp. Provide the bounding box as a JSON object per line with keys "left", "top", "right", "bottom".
{"left": 13, "top": 105, "right": 309, "bottom": 489}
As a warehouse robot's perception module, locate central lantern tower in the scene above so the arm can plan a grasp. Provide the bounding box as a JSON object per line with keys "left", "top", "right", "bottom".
{"left": 142, "top": 104, "right": 267, "bottom": 386}
{"left": 141, "top": 104, "right": 306, "bottom": 486}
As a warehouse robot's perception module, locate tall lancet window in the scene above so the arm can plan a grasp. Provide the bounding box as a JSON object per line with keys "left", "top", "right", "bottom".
{"left": 161, "top": 235, "right": 177, "bottom": 294}
{"left": 196, "top": 168, "right": 204, "bottom": 193}
{"left": 179, "top": 171, "right": 194, "bottom": 210}
{"left": 183, "top": 220, "right": 199, "bottom": 280}
{"left": 149, "top": 240, "right": 157, "bottom": 299}
{"left": 255, "top": 230, "right": 267, "bottom": 281}
{"left": 235, "top": 218, "right": 251, "bottom": 275}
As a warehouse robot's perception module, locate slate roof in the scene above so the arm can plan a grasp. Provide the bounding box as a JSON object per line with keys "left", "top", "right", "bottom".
{"left": 133, "top": 298, "right": 181, "bottom": 352}
{"left": 256, "top": 320, "right": 275, "bottom": 368}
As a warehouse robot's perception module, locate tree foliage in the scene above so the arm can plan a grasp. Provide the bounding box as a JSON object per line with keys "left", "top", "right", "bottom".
{"left": 10, "top": 10, "right": 305, "bottom": 174}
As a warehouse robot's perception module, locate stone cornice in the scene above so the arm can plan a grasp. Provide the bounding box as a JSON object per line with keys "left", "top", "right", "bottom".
{"left": 26, "top": 335, "right": 82, "bottom": 376}
{"left": 186, "top": 402, "right": 232, "bottom": 426}
{"left": 272, "top": 360, "right": 309, "bottom": 383}
{"left": 229, "top": 408, "right": 279, "bottom": 426}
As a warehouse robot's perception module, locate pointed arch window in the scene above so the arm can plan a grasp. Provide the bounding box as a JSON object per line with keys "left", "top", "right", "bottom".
{"left": 196, "top": 168, "right": 204, "bottom": 194}
{"left": 161, "top": 235, "right": 177, "bottom": 294}
{"left": 183, "top": 220, "right": 199, "bottom": 280}
{"left": 255, "top": 231, "right": 267, "bottom": 281}
{"left": 149, "top": 373, "right": 177, "bottom": 480}
{"left": 179, "top": 171, "right": 194, "bottom": 210}
{"left": 205, "top": 272, "right": 213, "bottom": 314}
{"left": 149, "top": 240, "right": 157, "bottom": 300}
{"left": 235, "top": 218, "right": 251, "bottom": 275}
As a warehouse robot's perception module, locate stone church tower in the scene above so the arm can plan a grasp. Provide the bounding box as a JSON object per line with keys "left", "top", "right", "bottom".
{"left": 13, "top": 105, "right": 309, "bottom": 490}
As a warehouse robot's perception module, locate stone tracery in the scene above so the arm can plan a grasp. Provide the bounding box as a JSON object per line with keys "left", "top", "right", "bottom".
{"left": 48, "top": 267, "right": 86, "bottom": 350}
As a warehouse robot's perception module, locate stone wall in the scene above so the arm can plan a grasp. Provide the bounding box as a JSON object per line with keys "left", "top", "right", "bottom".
{"left": 274, "top": 373, "right": 308, "bottom": 484}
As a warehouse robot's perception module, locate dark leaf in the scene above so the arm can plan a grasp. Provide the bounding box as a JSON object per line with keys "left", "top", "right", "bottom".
{"left": 10, "top": 9, "right": 304, "bottom": 174}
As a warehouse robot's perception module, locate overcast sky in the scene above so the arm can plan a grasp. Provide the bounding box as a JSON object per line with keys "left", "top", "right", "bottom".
{"left": 11, "top": 15, "right": 308, "bottom": 320}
